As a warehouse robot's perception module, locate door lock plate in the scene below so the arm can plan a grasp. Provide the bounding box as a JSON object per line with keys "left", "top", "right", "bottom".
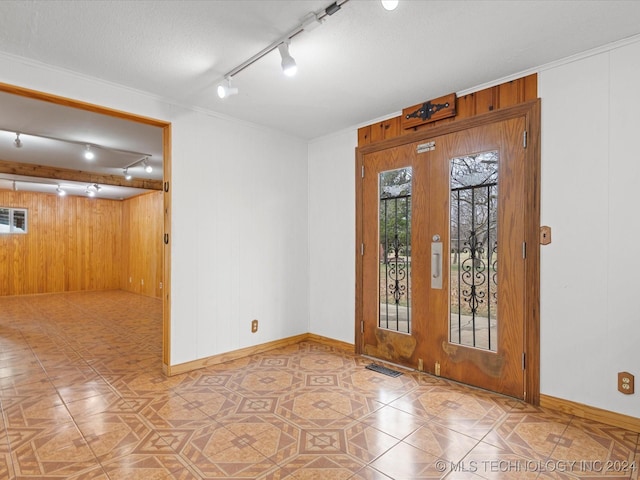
{"left": 540, "top": 226, "right": 552, "bottom": 245}
{"left": 416, "top": 141, "right": 435, "bottom": 153}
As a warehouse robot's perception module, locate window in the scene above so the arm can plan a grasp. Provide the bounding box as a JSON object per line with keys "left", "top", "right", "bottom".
{"left": 378, "top": 167, "right": 412, "bottom": 333}
{"left": 0, "top": 207, "right": 28, "bottom": 234}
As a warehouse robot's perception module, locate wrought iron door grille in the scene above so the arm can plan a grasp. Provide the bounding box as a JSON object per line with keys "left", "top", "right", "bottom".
{"left": 379, "top": 168, "right": 412, "bottom": 333}
{"left": 450, "top": 152, "right": 498, "bottom": 351}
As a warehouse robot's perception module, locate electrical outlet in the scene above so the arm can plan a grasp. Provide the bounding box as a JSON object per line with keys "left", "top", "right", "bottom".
{"left": 251, "top": 319, "right": 258, "bottom": 333}
{"left": 618, "top": 372, "right": 635, "bottom": 394}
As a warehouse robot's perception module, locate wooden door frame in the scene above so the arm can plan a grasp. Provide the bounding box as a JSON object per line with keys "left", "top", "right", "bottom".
{"left": 0, "top": 81, "right": 173, "bottom": 372}
{"left": 355, "top": 100, "right": 541, "bottom": 404}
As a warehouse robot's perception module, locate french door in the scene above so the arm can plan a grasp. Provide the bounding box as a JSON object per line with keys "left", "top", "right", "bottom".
{"left": 357, "top": 110, "right": 538, "bottom": 400}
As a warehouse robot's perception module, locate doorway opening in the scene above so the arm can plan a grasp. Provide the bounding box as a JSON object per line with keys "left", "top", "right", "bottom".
{"left": 0, "top": 81, "right": 172, "bottom": 371}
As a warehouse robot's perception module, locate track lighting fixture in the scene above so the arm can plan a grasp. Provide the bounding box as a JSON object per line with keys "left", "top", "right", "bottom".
{"left": 278, "top": 42, "right": 297, "bottom": 77}
{"left": 0, "top": 177, "right": 80, "bottom": 196}
{"left": 381, "top": 0, "right": 399, "bottom": 10}
{"left": 2, "top": 129, "right": 153, "bottom": 169}
{"left": 217, "top": 77, "right": 238, "bottom": 99}
{"left": 84, "top": 144, "right": 95, "bottom": 160}
{"left": 122, "top": 156, "right": 154, "bottom": 178}
{"left": 85, "top": 183, "right": 101, "bottom": 197}
{"left": 215, "top": 0, "right": 349, "bottom": 99}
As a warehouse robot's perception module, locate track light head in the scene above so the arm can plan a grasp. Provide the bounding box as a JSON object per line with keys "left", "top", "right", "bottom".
{"left": 14, "top": 133, "right": 22, "bottom": 148}
{"left": 278, "top": 42, "right": 297, "bottom": 77}
{"left": 123, "top": 168, "right": 132, "bottom": 180}
{"left": 85, "top": 183, "right": 101, "bottom": 197}
{"left": 217, "top": 77, "right": 238, "bottom": 99}
{"left": 56, "top": 186, "right": 66, "bottom": 197}
{"left": 217, "top": 2, "right": 349, "bottom": 91}
{"left": 84, "top": 144, "right": 95, "bottom": 160}
{"left": 143, "top": 158, "right": 153, "bottom": 173}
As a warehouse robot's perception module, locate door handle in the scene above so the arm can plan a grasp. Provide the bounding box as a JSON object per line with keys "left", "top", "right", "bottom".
{"left": 432, "top": 252, "right": 441, "bottom": 278}
{"left": 431, "top": 240, "right": 443, "bottom": 289}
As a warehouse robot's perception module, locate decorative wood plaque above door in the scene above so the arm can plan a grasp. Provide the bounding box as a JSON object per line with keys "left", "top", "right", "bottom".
{"left": 401, "top": 92, "right": 457, "bottom": 130}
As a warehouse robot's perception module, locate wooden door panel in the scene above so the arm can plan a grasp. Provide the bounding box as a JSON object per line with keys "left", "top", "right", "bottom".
{"left": 362, "top": 142, "right": 429, "bottom": 366}
{"left": 425, "top": 117, "right": 526, "bottom": 398}
{"left": 358, "top": 109, "right": 534, "bottom": 401}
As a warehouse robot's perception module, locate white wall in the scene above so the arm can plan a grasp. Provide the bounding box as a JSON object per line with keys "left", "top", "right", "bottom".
{"left": 539, "top": 40, "right": 640, "bottom": 418}
{"left": 171, "top": 111, "right": 309, "bottom": 363}
{"left": 0, "top": 53, "right": 310, "bottom": 366}
{"left": 308, "top": 129, "right": 357, "bottom": 343}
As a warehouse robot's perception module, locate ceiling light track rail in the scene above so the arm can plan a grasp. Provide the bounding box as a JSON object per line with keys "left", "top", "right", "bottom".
{"left": 0, "top": 127, "right": 152, "bottom": 159}
{"left": 123, "top": 156, "right": 152, "bottom": 171}
{"left": 122, "top": 156, "right": 153, "bottom": 180}
{"left": 217, "top": 0, "right": 349, "bottom": 94}
{"left": 0, "top": 176, "right": 100, "bottom": 198}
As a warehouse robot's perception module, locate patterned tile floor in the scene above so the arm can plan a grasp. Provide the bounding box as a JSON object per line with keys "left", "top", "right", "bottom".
{"left": 0, "top": 291, "right": 638, "bottom": 479}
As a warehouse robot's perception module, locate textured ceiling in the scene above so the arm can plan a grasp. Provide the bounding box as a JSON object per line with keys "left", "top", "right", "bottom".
{"left": 2, "top": 1, "right": 640, "bottom": 139}
{"left": 1, "top": 1, "right": 640, "bottom": 197}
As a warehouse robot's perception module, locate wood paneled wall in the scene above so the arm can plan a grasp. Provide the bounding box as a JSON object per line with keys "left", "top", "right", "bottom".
{"left": 121, "top": 191, "right": 163, "bottom": 298}
{"left": 358, "top": 74, "right": 537, "bottom": 145}
{"left": 0, "top": 191, "right": 122, "bottom": 295}
{"left": 0, "top": 189, "right": 162, "bottom": 298}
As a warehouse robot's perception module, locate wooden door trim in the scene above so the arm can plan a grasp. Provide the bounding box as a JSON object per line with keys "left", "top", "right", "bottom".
{"left": 0, "top": 81, "right": 173, "bottom": 373}
{"left": 355, "top": 99, "right": 541, "bottom": 404}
